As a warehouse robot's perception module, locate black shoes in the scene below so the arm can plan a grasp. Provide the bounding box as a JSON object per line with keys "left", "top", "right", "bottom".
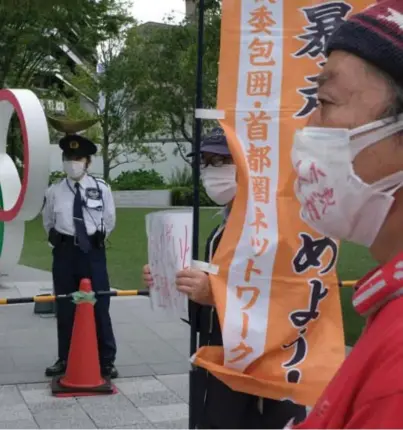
{"left": 45, "top": 359, "right": 66, "bottom": 377}
{"left": 102, "top": 364, "right": 118, "bottom": 379}
{"left": 45, "top": 359, "right": 118, "bottom": 379}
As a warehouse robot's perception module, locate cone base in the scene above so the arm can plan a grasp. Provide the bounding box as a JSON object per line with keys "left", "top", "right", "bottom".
{"left": 51, "top": 375, "right": 115, "bottom": 397}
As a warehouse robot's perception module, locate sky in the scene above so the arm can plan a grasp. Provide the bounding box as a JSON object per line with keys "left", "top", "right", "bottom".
{"left": 131, "top": 0, "right": 186, "bottom": 24}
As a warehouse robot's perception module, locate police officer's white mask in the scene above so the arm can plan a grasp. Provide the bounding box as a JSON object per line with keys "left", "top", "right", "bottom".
{"left": 63, "top": 160, "right": 86, "bottom": 180}
{"left": 201, "top": 164, "right": 237, "bottom": 206}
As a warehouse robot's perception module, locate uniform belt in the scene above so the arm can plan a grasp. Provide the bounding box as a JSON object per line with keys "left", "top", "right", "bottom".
{"left": 58, "top": 233, "right": 98, "bottom": 246}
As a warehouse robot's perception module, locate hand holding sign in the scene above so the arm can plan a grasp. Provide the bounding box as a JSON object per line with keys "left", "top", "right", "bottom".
{"left": 176, "top": 268, "right": 214, "bottom": 306}
{"left": 145, "top": 210, "right": 193, "bottom": 319}
{"left": 142, "top": 264, "right": 154, "bottom": 288}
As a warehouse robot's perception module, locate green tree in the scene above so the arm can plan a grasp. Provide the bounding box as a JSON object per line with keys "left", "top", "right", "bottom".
{"left": 67, "top": 32, "right": 165, "bottom": 181}
{"left": 0, "top": 0, "right": 132, "bottom": 168}
{"left": 0, "top": 0, "right": 131, "bottom": 88}
{"left": 124, "top": 5, "right": 221, "bottom": 163}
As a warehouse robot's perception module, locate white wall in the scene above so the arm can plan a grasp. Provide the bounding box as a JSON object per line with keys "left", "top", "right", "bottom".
{"left": 50, "top": 140, "right": 192, "bottom": 181}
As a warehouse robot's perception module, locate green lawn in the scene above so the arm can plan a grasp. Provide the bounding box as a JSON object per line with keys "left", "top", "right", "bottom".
{"left": 20, "top": 208, "right": 377, "bottom": 346}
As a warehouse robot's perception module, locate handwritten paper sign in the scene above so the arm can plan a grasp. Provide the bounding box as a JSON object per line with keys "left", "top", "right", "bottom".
{"left": 145, "top": 209, "right": 193, "bottom": 319}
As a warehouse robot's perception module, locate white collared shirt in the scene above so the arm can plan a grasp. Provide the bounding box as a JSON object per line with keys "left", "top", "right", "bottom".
{"left": 42, "top": 174, "right": 116, "bottom": 237}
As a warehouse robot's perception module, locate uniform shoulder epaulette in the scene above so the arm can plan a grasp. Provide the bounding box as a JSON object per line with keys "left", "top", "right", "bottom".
{"left": 47, "top": 180, "right": 60, "bottom": 191}
{"left": 94, "top": 177, "right": 107, "bottom": 185}
{"left": 52, "top": 178, "right": 65, "bottom": 186}
{"left": 95, "top": 178, "right": 111, "bottom": 189}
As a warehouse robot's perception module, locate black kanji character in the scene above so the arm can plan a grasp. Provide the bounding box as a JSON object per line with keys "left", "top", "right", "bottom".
{"left": 292, "top": 233, "right": 338, "bottom": 275}
{"left": 289, "top": 279, "right": 329, "bottom": 328}
{"left": 295, "top": 2, "right": 352, "bottom": 59}
{"left": 282, "top": 328, "right": 308, "bottom": 367}
{"left": 295, "top": 75, "right": 319, "bottom": 118}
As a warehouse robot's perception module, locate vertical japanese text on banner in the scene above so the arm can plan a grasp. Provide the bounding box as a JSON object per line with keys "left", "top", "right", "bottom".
{"left": 227, "top": 0, "right": 280, "bottom": 369}
{"left": 293, "top": 1, "right": 353, "bottom": 118}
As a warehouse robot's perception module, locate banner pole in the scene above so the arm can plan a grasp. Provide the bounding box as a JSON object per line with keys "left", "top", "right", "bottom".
{"left": 189, "top": 0, "right": 205, "bottom": 428}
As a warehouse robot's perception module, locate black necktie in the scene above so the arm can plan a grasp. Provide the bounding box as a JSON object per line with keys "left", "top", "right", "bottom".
{"left": 73, "top": 183, "right": 91, "bottom": 253}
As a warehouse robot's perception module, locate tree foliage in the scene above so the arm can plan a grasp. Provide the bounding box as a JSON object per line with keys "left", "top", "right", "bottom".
{"left": 124, "top": 3, "right": 221, "bottom": 162}
{"left": 1, "top": 0, "right": 223, "bottom": 178}
{"left": 0, "top": 0, "right": 133, "bottom": 171}
{"left": 0, "top": 0, "right": 131, "bottom": 88}
{"left": 67, "top": 33, "right": 165, "bottom": 180}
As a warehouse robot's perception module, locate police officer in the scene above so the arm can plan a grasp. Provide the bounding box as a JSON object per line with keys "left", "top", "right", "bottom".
{"left": 143, "top": 127, "right": 307, "bottom": 428}
{"left": 43, "top": 134, "right": 118, "bottom": 379}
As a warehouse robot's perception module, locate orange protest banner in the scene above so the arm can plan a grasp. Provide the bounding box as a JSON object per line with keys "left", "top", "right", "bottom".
{"left": 193, "top": 0, "right": 373, "bottom": 407}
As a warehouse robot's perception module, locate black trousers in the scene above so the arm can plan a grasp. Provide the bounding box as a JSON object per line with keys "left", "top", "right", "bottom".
{"left": 195, "top": 307, "right": 307, "bottom": 429}
{"left": 198, "top": 371, "right": 307, "bottom": 429}
{"left": 52, "top": 242, "right": 117, "bottom": 366}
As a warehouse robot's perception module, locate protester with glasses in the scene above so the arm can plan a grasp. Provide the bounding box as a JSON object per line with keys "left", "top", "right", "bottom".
{"left": 142, "top": 127, "right": 306, "bottom": 428}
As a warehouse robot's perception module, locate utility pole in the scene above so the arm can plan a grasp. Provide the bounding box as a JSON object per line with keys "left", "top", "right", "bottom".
{"left": 189, "top": 0, "right": 205, "bottom": 428}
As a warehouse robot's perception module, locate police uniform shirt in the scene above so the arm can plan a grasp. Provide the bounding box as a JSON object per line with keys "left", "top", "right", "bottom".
{"left": 42, "top": 174, "right": 116, "bottom": 237}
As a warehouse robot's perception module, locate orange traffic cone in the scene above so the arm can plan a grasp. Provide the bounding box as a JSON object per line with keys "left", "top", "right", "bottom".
{"left": 51, "top": 278, "right": 115, "bottom": 397}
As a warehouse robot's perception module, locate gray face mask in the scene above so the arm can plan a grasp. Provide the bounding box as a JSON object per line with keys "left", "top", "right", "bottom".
{"left": 201, "top": 164, "right": 237, "bottom": 205}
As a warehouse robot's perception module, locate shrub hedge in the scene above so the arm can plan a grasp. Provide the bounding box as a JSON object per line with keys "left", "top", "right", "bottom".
{"left": 49, "top": 168, "right": 217, "bottom": 207}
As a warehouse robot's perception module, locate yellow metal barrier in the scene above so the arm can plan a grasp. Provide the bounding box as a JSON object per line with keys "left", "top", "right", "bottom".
{"left": 339, "top": 281, "right": 357, "bottom": 288}
{"left": 0, "top": 281, "right": 357, "bottom": 306}
{"left": 0, "top": 289, "right": 149, "bottom": 306}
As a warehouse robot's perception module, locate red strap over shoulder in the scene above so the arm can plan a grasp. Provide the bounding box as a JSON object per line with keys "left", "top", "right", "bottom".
{"left": 353, "top": 253, "right": 403, "bottom": 317}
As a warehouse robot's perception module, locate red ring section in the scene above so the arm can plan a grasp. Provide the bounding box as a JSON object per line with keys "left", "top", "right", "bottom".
{"left": 0, "top": 90, "right": 30, "bottom": 222}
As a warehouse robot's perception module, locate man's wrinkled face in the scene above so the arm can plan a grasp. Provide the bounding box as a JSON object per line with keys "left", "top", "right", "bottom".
{"left": 308, "top": 50, "right": 403, "bottom": 185}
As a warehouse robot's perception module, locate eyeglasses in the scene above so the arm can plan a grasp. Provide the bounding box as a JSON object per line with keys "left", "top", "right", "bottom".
{"left": 199, "top": 155, "right": 233, "bottom": 168}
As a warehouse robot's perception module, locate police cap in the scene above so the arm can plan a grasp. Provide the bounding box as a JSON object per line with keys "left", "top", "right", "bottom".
{"left": 59, "top": 134, "right": 97, "bottom": 157}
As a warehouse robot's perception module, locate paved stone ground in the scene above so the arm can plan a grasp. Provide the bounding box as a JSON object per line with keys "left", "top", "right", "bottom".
{"left": 0, "top": 376, "right": 189, "bottom": 429}
{"left": 0, "top": 265, "right": 352, "bottom": 429}
{"left": 0, "top": 265, "right": 190, "bottom": 428}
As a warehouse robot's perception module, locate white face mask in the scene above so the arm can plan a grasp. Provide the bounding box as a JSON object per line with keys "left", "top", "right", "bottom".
{"left": 291, "top": 114, "right": 403, "bottom": 247}
{"left": 63, "top": 160, "right": 86, "bottom": 180}
{"left": 201, "top": 164, "right": 237, "bottom": 206}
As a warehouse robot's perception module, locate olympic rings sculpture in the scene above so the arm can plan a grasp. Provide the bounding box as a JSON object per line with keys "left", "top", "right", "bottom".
{"left": 0, "top": 89, "right": 50, "bottom": 273}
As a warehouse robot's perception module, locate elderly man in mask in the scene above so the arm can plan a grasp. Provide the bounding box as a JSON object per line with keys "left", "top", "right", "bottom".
{"left": 290, "top": 0, "right": 403, "bottom": 428}
{"left": 143, "top": 127, "right": 306, "bottom": 428}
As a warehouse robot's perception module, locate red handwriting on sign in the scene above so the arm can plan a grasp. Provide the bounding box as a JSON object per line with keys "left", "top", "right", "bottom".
{"left": 228, "top": 341, "right": 254, "bottom": 364}
{"left": 165, "top": 223, "right": 173, "bottom": 241}
{"left": 179, "top": 225, "right": 190, "bottom": 269}
{"left": 150, "top": 221, "right": 191, "bottom": 314}
{"left": 159, "top": 276, "right": 170, "bottom": 309}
